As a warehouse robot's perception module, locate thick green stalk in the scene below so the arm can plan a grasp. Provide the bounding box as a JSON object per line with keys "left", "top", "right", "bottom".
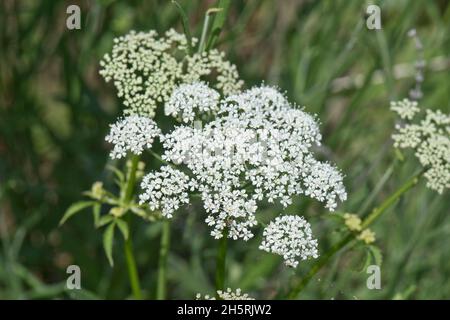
{"left": 122, "top": 155, "right": 142, "bottom": 300}
{"left": 287, "top": 171, "right": 422, "bottom": 299}
{"left": 124, "top": 229, "right": 142, "bottom": 300}
{"left": 156, "top": 220, "right": 171, "bottom": 300}
{"left": 123, "top": 155, "right": 139, "bottom": 202}
{"left": 215, "top": 230, "right": 228, "bottom": 297}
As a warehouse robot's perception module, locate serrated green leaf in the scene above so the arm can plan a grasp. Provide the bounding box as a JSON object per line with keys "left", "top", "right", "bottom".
{"left": 93, "top": 203, "right": 101, "bottom": 227}
{"left": 59, "top": 201, "right": 95, "bottom": 226}
{"left": 358, "top": 245, "right": 383, "bottom": 272}
{"left": 358, "top": 248, "right": 373, "bottom": 272}
{"left": 115, "top": 219, "right": 129, "bottom": 240}
{"left": 97, "top": 215, "right": 114, "bottom": 228}
{"left": 103, "top": 223, "right": 115, "bottom": 266}
{"left": 368, "top": 245, "right": 383, "bottom": 267}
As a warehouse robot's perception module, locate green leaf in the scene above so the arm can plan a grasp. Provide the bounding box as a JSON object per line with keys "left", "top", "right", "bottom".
{"left": 130, "top": 206, "right": 159, "bottom": 221}
{"left": 103, "top": 223, "right": 115, "bottom": 266}
{"left": 59, "top": 201, "right": 95, "bottom": 226}
{"left": 206, "top": 0, "right": 231, "bottom": 50}
{"left": 358, "top": 248, "right": 373, "bottom": 272}
{"left": 97, "top": 215, "right": 114, "bottom": 228}
{"left": 115, "top": 219, "right": 129, "bottom": 240}
{"left": 198, "top": 8, "right": 222, "bottom": 53}
{"left": 358, "top": 245, "right": 383, "bottom": 272}
{"left": 368, "top": 245, "right": 383, "bottom": 267}
{"left": 172, "top": 1, "right": 193, "bottom": 54}
{"left": 92, "top": 203, "right": 101, "bottom": 227}
{"left": 107, "top": 165, "right": 125, "bottom": 188}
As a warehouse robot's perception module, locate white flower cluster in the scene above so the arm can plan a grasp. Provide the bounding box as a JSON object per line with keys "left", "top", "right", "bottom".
{"left": 105, "top": 115, "right": 160, "bottom": 159}
{"left": 99, "top": 29, "right": 348, "bottom": 268}
{"left": 196, "top": 288, "right": 254, "bottom": 300}
{"left": 139, "top": 166, "right": 197, "bottom": 218}
{"left": 165, "top": 82, "right": 220, "bottom": 123}
{"left": 390, "top": 99, "right": 420, "bottom": 120}
{"left": 161, "top": 123, "right": 259, "bottom": 240}
{"left": 99, "top": 30, "right": 242, "bottom": 117}
{"left": 154, "top": 84, "right": 346, "bottom": 240}
{"left": 392, "top": 100, "right": 450, "bottom": 193}
{"left": 259, "top": 215, "right": 319, "bottom": 268}
{"left": 222, "top": 86, "right": 347, "bottom": 210}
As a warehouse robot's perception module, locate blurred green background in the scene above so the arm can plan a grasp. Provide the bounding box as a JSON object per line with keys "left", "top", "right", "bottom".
{"left": 0, "top": 0, "right": 449, "bottom": 299}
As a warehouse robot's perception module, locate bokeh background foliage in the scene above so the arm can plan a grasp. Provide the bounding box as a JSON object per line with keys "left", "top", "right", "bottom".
{"left": 0, "top": 0, "right": 449, "bottom": 299}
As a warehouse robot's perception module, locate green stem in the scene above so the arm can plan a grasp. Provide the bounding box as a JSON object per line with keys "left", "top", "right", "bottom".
{"left": 156, "top": 220, "right": 171, "bottom": 300}
{"left": 361, "top": 171, "right": 421, "bottom": 229}
{"left": 122, "top": 155, "right": 142, "bottom": 300}
{"left": 124, "top": 229, "right": 142, "bottom": 300}
{"left": 287, "top": 170, "right": 423, "bottom": 299}
{"left": 287, "top": 235, "right": 353, "bottom": 299}
{"left": 357, "top": 161, "right": 396, "bottom": 215}
{"left": 215, "top": 229, "right": 228, "bottom": 297}
{"left": 124, "top": 155, "right": 139, "bottom": 201}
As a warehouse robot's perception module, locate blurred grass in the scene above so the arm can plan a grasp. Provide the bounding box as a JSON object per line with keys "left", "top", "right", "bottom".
{"left": 0, "top": 0, "right": 449, "bottom": 299}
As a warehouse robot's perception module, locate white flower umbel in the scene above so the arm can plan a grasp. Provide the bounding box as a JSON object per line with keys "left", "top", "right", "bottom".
{"left": 196, "top": 288, "right": 254, "bottom": 300}
{"left": 203, "top": 189, "right": 258, "bottom": 241}
{"left": 183, "top": 50, "right": 243, "bottom": 96}
{"left": 161, "top": 85, "right": 347, "bottom": 240}
{"left": 302, "top": 157, "right": 348, "bottom": 211}
{"left": 99, "top": 30, "right": 185, "bottom": 117}
{"left": 105, "top": 115, "right": 160, "bottom": 159}
{"left": 390, "top": 99, "right": 420, "bottom": 120}
{"left": 139, "top": 166, "right": 197, "bottom": 218}
{"left": 259, "top": 215, "right": 319, "bottom": 268}
{"left": 165, "top": 82, "right": 220, "bottom": 123}
{"left": 392, "top": 102, "right": 450, "bottom": 194}
{"left": 100, "top": 30, "right": 242, "bottom": 117}
{"left": 223, "top": 86, "right": 346, "bottom": 210}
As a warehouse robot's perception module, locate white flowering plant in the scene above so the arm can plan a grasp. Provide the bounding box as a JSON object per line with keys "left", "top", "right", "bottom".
{"left": 59, "top": 4, "right": 449, "bottom": 300}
